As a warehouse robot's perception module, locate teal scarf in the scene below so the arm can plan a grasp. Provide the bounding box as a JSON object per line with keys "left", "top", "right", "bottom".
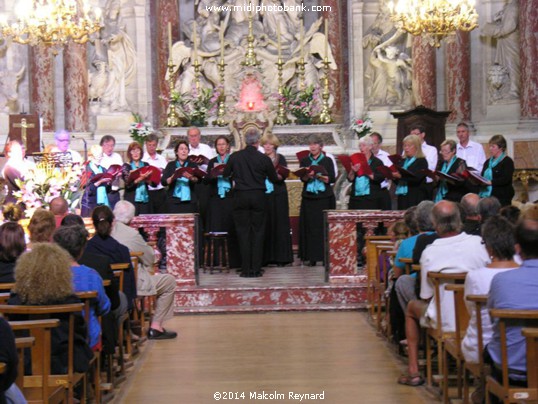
{"left": 434, "top": 156, "right": 457, "bottom": 202}
{"left": 479, "top": 153, "right": 504, "bottom": 198}
{"left": 131, "top": 162, "right": 149, "bottom": 203}
{"left": 216, "top": 155, "right": 231, "bottom": 199}
{"left": 173, "top": 160, "right": 191, "bottom": 201}
{"left": 306, "top": 153, "right": 326, "bottom": 194}
{"left": 90, "top": 162, "right": 109, "bottom": 207}
{"left": 395, "top": 157, "right": 416, "bottom": 196}
{"left": 354, "top": 158, "right": 372, "bottom": 196}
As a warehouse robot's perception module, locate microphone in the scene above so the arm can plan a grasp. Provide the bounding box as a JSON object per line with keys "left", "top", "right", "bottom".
{"left": 71, "top": 135, "right": 88, "bottom": 161}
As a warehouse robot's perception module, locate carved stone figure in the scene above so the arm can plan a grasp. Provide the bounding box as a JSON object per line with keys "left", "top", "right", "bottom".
{"left": 481, "top": 0, "right": 520, "bottom": 101}
{"left": 0, "top": 66, "right": 25, "bottom": 113}
{"left": 487, "top": 63, "right": 510, "bottom": 103}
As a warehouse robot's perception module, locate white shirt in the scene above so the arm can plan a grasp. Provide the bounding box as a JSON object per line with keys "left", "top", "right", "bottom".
{"left": 456, "top": 140, "right": 486, "bottom": 173}
{"left": 420, "top": 232, "right": 489, "bottom": 332}
{"left": 142, "top": 152, "right": 168, "bottom": 191}
{"left": 374, "top": 149, "right": 391, "bottom": 189}
{"left": 189, "top": 143, "right": 215, "bottom": 171}
{"left": 422, "top": 142, "right": 438, "bottom": 183}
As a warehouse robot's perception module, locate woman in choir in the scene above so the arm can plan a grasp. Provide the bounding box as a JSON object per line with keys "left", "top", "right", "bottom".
{"left": 347, "top": 135, "right": 389, "bottom": 210}
{"left": 298, "top": 134, "right": 336, "bottom": 267}
{"left": 261, "top": 133, "right": 293, "bottom": 267}
{"left": 393, "top": 134, "right": 428, "bottom": 210}
{"left": 161, "top": 140, "right": 199, "bottom": 213}
{"left": 480, "top": 135, "right": 514, "bottom": 207}
{"left": 433, "top": 139, "right": 468, "bottom": 203}
{"left": 204, "top": 135, "right": 240, "bottom": 268}
{"left": 81, "top": 144, "right": 111, "bottom": 217}
{"left": 122, "top": 142, "right": 152, "bottom": 216}
{"left": 1, "top": 140, "right": 35, "bottom": 205}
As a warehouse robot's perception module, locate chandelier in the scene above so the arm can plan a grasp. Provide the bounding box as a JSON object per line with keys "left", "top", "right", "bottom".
{"left": 0, "top": 0, "right": 102, "bottom": 54}
{"left": 388, "top": 0, "right": 479, "bottom": 47}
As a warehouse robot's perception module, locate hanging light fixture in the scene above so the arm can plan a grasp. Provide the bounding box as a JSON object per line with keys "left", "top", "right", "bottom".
{"left": 0, "top": 0, "right": 102, "bottom": 54}
{"left": 387, "top": 0, "right": 479, "bottom": 47}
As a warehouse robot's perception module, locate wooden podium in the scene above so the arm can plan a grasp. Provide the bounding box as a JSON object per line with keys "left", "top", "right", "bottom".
{"left": 391, "top": 106, "right": 451, "bottom": 155}
{"left": 8, "top": 114, "right": 41, "bottom": 154}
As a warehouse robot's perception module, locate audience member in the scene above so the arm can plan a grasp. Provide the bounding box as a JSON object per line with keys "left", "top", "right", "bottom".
{"left": 50, "top": 196, "right": 69, "bottom": 228}
{"left": 0, "top": 317, "right": 26, "bottom": 404}
{"left": 0, "top": 222, "right": 26, "bottom": 283}
{"left": 499, "top": 205, "right": 521, "bottom": 223}
{"left": 478, "top": 196, "right": 501, "bottom": 224}
{"left": 1, "top": 203, "right": 23, "bottom": 223}
{"left": 461, "top": 193, "right": 481, "bottom": 235}
{"left": 28, "top": 208, "right": 56, "bottom": 245}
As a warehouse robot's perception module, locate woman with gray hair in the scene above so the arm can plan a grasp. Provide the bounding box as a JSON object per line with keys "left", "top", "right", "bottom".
{"left": 347, "top": 135, "right": 389, "bottom": 210}
{"left": 433, "top": 139, "right": 468, "bottom": 203}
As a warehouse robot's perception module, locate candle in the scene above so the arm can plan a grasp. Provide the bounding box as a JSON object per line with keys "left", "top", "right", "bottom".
{"left": 276, "top": 24, "right": 282, "bottom": 59}
{"left": 299, "top": 20, "right": 304, "bottom": 59}
{"left": 324, "top": 18, "right": 329, "bottom": 59}
{"left": 220, "top": 20, "right": 225, "bottom": 60}
{"left": 193, "top": 20, "right": 198, "bottom": 61}
{"left": 168, "top": 22, "right": 172, "bottom": 55}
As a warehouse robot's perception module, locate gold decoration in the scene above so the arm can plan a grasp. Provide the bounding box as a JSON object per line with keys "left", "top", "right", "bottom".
{"left": 166, "top": 58, "right": 180, "bottom": 128}
{"left": 388, "top": 0, "right": 479, "bottom": 47}
{"left": 241, "top": 9, "right": 259, "bottom": 67}
{"left": 214, "top": 59, "right": 228, "bottom": 127}
{"left": 319, "top": 57, "right": 332, "bottom": 124}
{"left": 275, "top": 58, "right": 289, "bottom": 125}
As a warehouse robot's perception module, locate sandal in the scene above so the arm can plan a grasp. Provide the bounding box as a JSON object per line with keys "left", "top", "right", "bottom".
{"left": 397, "top": 373, "right": 425, "bottom": 386}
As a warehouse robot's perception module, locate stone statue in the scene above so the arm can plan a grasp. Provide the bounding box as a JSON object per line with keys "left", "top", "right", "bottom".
{"left": 0, "top": 65, "right": 25, "bottom": 114}
{"left": 481, "top": 0, "right": 520, "bottom": 101}
{"left": 486, "top": 63, "right": 510, "bottom": 103}
{"left": 97, "top": 0, "right": 137, "bottom": 112}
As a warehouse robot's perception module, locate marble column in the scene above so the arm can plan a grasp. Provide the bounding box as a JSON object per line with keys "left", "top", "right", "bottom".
{"left": 151, "top": 0, "right": 180, "bottom": 127}
{"left": 519, "top": 0, "right": 538, "bottom": 118}
{"left": 445, "top": 31, "right": 471, "bottom": 122}
{"left": 412, "top": 36, "right": 437, "bottom": 109}
{"left": 29, "top": 46, "right": 55, "bottom": 132}
{"left": 321, "top": 0, "right": 346, "bottom": 122}
{"left": 63, "top": 42, "right": 89, "bottom": 132}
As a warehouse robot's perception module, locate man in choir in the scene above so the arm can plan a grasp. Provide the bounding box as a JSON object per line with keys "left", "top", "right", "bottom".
{"left": 51, "top": 130, "right": 83, "bottom": 164}
{"left": 223, "top": 128, "right": 279, "bottom": 278}
{"left": 455, "top": 122, "right": 486, "bottom": 173}
{"left": 371, "top": 132, "right": 393, "bottom": 209}
{"left": 409, "top": 125, "right": 437, "bottom": 200}
{"left": 142, "top": 133, "right": 168, "bottom": 214}
{"left": 100, "top": 135, "right": 124, "bottom": 209}
{"left": 187, "top": 127, "right": 215, "bottom": 167}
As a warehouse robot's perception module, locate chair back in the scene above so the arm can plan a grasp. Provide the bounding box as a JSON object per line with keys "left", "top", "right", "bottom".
{"left": 110, "top": 263, "right": 130, "bottom": 292}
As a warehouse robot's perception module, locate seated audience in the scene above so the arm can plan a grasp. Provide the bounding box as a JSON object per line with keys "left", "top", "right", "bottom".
{"left": 478, "top": 196, "right": 501, "bottom": 225}
{"left": 28, "top": 208, "right": 56, "bottom": 245}
{"left": 499, "top": 205, "right": 521, "bottom": 223}
{"left": 54, "top": 225, "right": 111, "bottom": 350}
{"left": 460, "top": 193, "right": 481, "bottom": 236}
{"left": 9, "top": 243, "right": 93, "bottom": 374}
{"left": 1, "top": 203, "right": 23, "bottom": 223}
{"left": 398, "top": 200, "right": 489, "bottom": 386}
{"left": 0, "top": 222, "right": 26, "bottom": 283}
{"left": 111, "top": 201, "right": 177, "bottom": 340}
{"left": 0, "top": 317, "right": 26, "bottom": 404}
{"left": 49, "top": 196, "right": 69, "bottom": 228}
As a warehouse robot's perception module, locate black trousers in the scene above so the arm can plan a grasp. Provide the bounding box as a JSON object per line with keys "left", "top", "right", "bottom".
{"left": 148, "top": 189, "right": 167, "bottom": 214}
{"left": 233, "top": 190, "right": 267, "bottom": 275}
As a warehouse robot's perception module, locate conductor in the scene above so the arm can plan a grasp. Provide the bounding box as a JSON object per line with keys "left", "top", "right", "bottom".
{"left": 223, "top": 128, "right": 279, "bottom": 278}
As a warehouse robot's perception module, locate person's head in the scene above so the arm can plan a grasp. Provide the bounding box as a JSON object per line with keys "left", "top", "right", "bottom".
{"left": 456, "top": 122, "right": 471, "bottom": 146}
{"left": 54, "top": 130, "right": 71, "bottom": 152}
{"left": 174, "top": 140, "right": 189, "bottom": 161}
{"left": 260, "top": 133, "right": 280, "bottom": 155}
{"left": 100, "top": 135, "right": 116, "bottom": 156}
{"left": 385, "top": 45, "right": 399, "bottom": 59}
{"left": 113, "top": 200, "right": 136, "bottom": 225}
{"left": 409, "top": 125, "right": 426, "bottom": 142}
{"left": 403, "top": 206, "right": 419, "bottom": 236}
{"left": 431, "top": 200, "right": 463, "bottom": 236}
{"left": 53, "top": 225, "right": 89, "bottom": 261}
{"left": 244, "top": 128, "right": 261, "bottom": 147}
{"left": 145, "top": 133, "right": 160, "bottom": 156}
{"left": 481, "top": 216, "right": 516, "bottom": 261}
{"left": 13, "top": 243, "right": 73, "bottom": 304}
{"left": 415, "top": 200, "right": 435, "bottom": 232}
{"left": 439, "top": 139, "right": 457, "bottom": 163}
{"left": 389, "top": 220, "right": 409, "bottom": 241}
{"left": 2, "top": 203, "right": 23, "bottom": 222}
{"left": 515, "top": 218, "right": 538, "bottom": 260}
{"left": 89, "top": 144, "right": 103, "bottom": 163}
{"left": 478, "top": 196, "right": 501, "bottom": 223}
{"left": 460, "top": 193, "right": 480, "bottom": 219}
{"left": 4, "top": 140, "right": 24, "bottom": 160}
{"left": 358, "top": 135, "right": 374, "bottom": 155}
{"left": 307, "top": 134, "right": 324, "bottom": 157}
{"left": 0, "top": 222, "right": 26, "bottom": 263}
{"left": 61, "top": 213, "right": 85, "bottom": 227}
{"left": 28, "top": 208, "right": 56, "bottom": 243}
{"left": 499, "top": 205, "right": 521, "bottom": 223}
{"left": 91, "top": 205, "right": 114, "bottom": 238}
{"left": 488, "top": 134, "right": 507, "bottom": 158}
{"left": 127, "top": 141, "right": 143, "bottom": 162}
{"left": 187, "top": 127, "right": 201, "bottom": 148}
{"left": 213, "top": 135, "right": 231, "bottom": 156}
{"left": 49, "top": 197, "right": 69, "bottom": 217}
{"left": 402, "top": 134, "right": 425, "bottom": 158}
{"left": 370, "top": 132, "right": 383, "bottom": 154}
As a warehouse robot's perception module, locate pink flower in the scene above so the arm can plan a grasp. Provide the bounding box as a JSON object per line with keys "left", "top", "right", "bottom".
{"left": 356, "top": 119, "right": 363, "bottom": 125}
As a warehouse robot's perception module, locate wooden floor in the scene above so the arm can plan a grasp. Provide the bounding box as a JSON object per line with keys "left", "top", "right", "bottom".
{"left": 116, "top": 312, "right": 438, "bottom": 403}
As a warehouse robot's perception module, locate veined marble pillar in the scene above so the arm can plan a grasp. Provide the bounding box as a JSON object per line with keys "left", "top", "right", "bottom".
{"left": 151, "top": 0, "right": 180, "bottom": 127}
{"left": 63, "top": 42, "right": 89, "bottom": 132}
{"left": 322, "top": 0, "right": 346, "bottom": 122}
{"left": 445, "top": 31, "right": 471, "bottom": 122}
{"left": 519, "top": 0, "right": 538, "bottom": 118}
{"left": 29, "top": 46, "right": 55, "bottom": 131}
{"left": 412, "top": 36, "right": 436, "bottom": 109}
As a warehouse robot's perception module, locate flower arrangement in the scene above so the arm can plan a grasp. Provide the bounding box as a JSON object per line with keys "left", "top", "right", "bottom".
{"left": 14, "top": 162, "right": 85, "bottom": 218}
{"left": 129, "top": 113, "right": 154, "bottom": 145}
{"left": 281, "top": 85, "right": 322, "bottom": 123}
{"left": 169, "top": 86, "right": 221, "bottom": 127}
{"left": 350, "top": 114, "right": 374, "bottom": 138}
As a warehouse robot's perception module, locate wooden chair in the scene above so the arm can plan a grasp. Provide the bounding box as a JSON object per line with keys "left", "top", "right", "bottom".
{"left": 373, "top": 244, "right": 395, "bottom": 334}
{"left": 0, "top": 282, "right": 15, "bottom": 292}
{"left": 110, "top": 263, "right": 135, "bottom": 361}
{"left": 364, "top": 236, "right": 393, "bottom": 322}
{"left": 425, "top": 271, "right": 468, "bottom": 387}
{"left": 9, "top": 319, "right": 67, "bottom": 404}
{"left": 442, "top": 284, "right": 470, "bottom": 403}
{"left": 0, "top": 303, "right": 86, "bottom": 404}
{"left": 0, "top": 292, "right": 10, "bottom": 304}
{"left": 522, "top": 327, "right": 538, "bottom": 397}
{"left": 463, "top": 294, "right": 488, "bottom": 404}
{"left": 485, "top": 309, "right": 538, "bottom": 404}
